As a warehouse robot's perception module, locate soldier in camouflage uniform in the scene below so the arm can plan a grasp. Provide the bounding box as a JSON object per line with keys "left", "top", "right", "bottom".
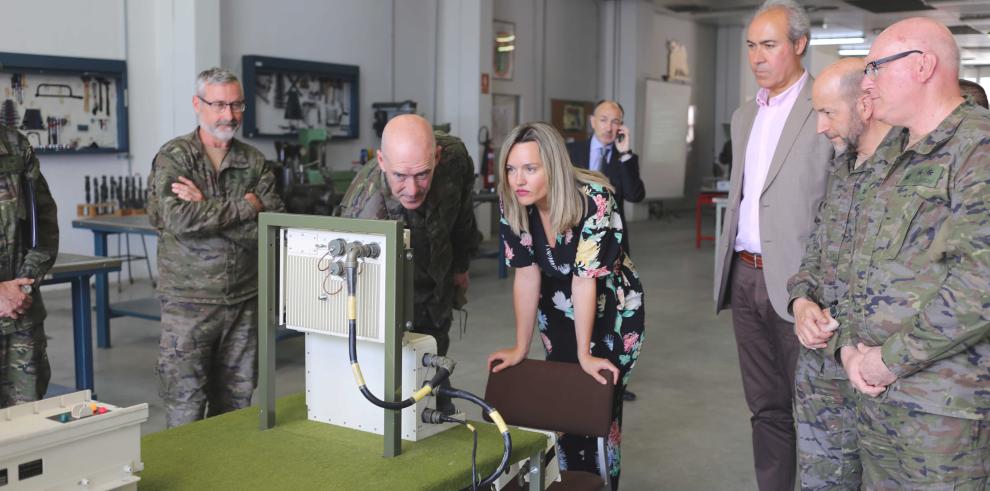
{"left": 0, "top": 125, "right": 58, "bottom": 408}
{"left": 337, "top": 114, "right": 480, "bottom": 357}
{"left": 832, "top": 18, "right": 990, "bottom": 488}
{"left": 147, "top": 68, "right": 283, "bottom": 428}
{"left": 787, "top": 58, "right": 891, "bottom": 490}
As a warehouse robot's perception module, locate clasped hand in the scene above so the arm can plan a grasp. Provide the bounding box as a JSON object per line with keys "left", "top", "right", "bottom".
{"left": 0, "top": 278, "right": 33, "bottom": 319}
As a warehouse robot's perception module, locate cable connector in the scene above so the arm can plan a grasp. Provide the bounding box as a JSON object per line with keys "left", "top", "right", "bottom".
{"left": 422, "top": 353, "right": 456, "bottom": 373}
{"left": 421, "top": 408, "right": 465, "bottom": 425}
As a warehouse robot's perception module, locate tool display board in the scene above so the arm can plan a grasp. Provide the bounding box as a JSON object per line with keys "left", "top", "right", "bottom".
{"left": 242, "top": 55, "right": 359, "bottom": 139}
{"left": 0, "top": 52, "right": 128, "bottom": 154}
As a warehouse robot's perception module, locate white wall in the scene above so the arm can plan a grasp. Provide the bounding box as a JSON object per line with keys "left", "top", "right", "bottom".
{"left": 643, "top": 10, "right": 717, "bottom": 210}
{"left": 600, "top": 1, "right": 718, "bottom": 213}
{"left": 220, "top": 0, "right": 398, "bottom": 168}
{"left": 489, "top": 0, "right": 599, "bottom": 125}
{"left": 492, "top": 0, "right": 544, "bottom": 123}
{"left": 543, "top": 0, "right": 600, "bottom": 118}
{"left": 0, "top": 0, "right": 136, "bottom": 263}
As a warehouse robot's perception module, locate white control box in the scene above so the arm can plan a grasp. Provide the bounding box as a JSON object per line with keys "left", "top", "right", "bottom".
{"left": 0, "top": 391, "right": 148, "bottom": 490}
{"left": 305, "top": 332, "right": 456, "bottom": 441}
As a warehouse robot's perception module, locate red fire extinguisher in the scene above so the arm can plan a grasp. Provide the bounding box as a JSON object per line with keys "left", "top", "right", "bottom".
{"left": 478, "top": 126, "right": 496, "bottom": 191}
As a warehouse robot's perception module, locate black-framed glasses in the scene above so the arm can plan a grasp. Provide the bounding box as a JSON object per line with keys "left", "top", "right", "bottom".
{"left": 864, "top": 50, "right": 922, "bottom": 80}
{"left": 197, "top": 96, "right": 246, "bottom": 113}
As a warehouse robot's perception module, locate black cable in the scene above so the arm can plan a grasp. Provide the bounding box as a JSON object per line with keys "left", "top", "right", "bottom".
{"left": 436, "top": 386, "right": 513, "bottom": 489}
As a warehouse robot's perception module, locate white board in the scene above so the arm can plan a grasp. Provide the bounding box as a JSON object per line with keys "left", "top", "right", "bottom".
{"left": 641, "top": 79, "right": 692, "bottom": 200}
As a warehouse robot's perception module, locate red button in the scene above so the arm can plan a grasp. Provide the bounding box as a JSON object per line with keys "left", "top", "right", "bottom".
{"left": 96, "top": 407, "right": 108, "bottom": 415}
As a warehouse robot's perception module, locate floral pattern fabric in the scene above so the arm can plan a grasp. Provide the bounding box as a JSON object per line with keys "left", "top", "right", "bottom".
{"left": 501, "top": 183, "right": 646, "bottom": 489}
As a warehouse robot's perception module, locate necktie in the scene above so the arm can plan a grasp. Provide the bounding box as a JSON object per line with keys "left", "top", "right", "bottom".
{"left": 592, "top": 146, "right": 608, "bottom": 172}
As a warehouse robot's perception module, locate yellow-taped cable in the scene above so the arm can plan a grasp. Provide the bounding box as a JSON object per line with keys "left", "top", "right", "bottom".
{"left": 412, "top": 385, "right": 433, "bottom": 402}
{"left": 347, "top": 296, "right": 357, "bottom": 321}
{"left": 488, "top": 410, "right": 509, "bottom": 433}
{"left": 350, "top": 362, "right": 366, "bottom": 387}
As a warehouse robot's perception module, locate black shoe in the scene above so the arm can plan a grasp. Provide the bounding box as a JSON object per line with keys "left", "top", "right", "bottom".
{"left": 622, "top": 390, "right": 637, "bottom": 402}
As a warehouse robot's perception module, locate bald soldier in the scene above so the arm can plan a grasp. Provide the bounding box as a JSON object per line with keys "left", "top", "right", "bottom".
{"left": 337, "top": 115, "right": 480, "bottom": 360}
{"left": 832, "top": 18, "right": 990, "bottom": 488}
{"left": 786, "top": 58, "right": 890, "bottom": 490}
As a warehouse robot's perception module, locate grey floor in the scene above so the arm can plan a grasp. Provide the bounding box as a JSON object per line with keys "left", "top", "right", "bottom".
{"left": 39, "top": 212, "right": 758, "bottom": 490}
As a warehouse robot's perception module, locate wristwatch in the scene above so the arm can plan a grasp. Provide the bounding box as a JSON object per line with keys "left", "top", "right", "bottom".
{"left": 20, "top": 285, "right": 32, "bottom": 294}
{"left": 619, "top": 150, "right": 632, "bottom": 156}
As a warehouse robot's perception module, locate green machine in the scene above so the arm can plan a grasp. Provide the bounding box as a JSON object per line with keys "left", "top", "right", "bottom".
{"left": 257, "top": 213, "right": 511, "bottom": 487}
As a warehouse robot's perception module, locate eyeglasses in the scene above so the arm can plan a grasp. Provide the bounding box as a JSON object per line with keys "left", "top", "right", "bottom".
{"left": 197, "top": 96, "right": 246, "bottom": 113}
{"left": 864, "top": 50, "right": 922, "bottom": 80}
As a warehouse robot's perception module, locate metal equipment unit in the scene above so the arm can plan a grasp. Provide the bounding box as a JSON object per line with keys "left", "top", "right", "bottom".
{"left": 0, "top": 391, "right": 148, "bottom": 490}
{"left": 258, "top": 213, "right": 453, "bottom": 456}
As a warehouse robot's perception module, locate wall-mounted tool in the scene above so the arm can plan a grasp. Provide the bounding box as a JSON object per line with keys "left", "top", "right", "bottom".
{"left": 1, "top": 99, "right": 19, "bottom": 127}
{"left": 95, "top": 77, "right": 111, "bottom": 117}
{"left": 81, "top": 76, "right": 91, "bottom": 113}
{"left": 21, "top": 108, "right": 43, "bottom": 130}
{"left": 35, "top": 83, "right": 83, "bottom": 100}
{"left": 11, "top": 74, "right": 23, "bottom": 104}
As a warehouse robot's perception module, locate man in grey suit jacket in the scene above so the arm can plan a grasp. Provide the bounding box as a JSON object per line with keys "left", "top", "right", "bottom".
{"left": 713, "top": 1, "right": 832, "bottom": 490}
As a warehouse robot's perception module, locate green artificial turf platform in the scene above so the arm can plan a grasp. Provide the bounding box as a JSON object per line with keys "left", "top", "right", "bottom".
{"left": 138, "top": 393, "right": 547, "bottom": 490}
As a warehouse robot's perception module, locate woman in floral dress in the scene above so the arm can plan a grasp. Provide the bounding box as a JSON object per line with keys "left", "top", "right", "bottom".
{"left": 487, "top": 122, "right": 645, "bottom": 489}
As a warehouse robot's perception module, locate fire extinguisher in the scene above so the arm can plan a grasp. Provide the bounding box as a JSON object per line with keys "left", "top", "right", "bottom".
{"left": 478, "top": 126, "right": 496, "bottom": 191}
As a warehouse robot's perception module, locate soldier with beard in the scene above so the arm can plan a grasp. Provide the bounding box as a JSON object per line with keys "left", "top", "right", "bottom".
{"left": 786, "top": 58, "right": 891, "bottom": 490}
{"left": 147, "top": 67, "right": 284, "bottom": 428}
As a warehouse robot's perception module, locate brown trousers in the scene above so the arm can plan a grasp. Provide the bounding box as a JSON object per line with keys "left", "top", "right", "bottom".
{"left": 729, "top": 255, "right": 800, "bottom": 491}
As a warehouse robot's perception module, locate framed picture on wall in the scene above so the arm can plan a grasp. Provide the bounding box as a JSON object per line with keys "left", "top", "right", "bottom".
{"left": 550, "top": 99, "right": 595, "bottom": 143}
{"left": 493, "top": 20, "right": 515, "bottom": 80}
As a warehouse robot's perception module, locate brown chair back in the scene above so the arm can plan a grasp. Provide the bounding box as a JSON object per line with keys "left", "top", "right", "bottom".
{"left": 483, "top": 359, "right": 614, "bottom": 438}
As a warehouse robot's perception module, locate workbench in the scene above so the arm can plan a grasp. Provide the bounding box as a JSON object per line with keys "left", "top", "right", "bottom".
{"left": 41, "top": 253, "right": 123, "bottom": 392}
{"left": 139, "top": 393, "right": 549, "bottom": 490}
{"left": 72, "top": 215, "right": 158, "bottom": 348}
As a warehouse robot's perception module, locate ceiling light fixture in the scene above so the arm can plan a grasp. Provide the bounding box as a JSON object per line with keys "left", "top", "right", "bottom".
{"left": 810, "top": 36, "right": 866, "bottom": 46}
{"left": 838, "top": 48, "right": 870, "bottom": 56}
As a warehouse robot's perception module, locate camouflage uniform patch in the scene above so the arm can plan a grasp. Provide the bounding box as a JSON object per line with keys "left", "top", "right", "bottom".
{"left": 337, "top": 131, "right": 481, "bottom": 355}
{"left": 829, "top": 103, "right": 990, "bottom": 485}
{"left": 0, "top": 325, "right": 50, "bottom": 407}
{"left": 147, "top": 129, "right": 284, "bottom": 305}
{"left": 788, "top": 148, "right": 885, "bottom": 489}
{"left": 148, "top": 129, "right": 282, "bottom": 427}
{"left": 857, "top": 396, "right": 989, "bottom": 490}
{"left": 0, "top": 125, "right": 58, "bottom": 408}
{"left": 157, "top": 297, "right": 258, "bottom": 428}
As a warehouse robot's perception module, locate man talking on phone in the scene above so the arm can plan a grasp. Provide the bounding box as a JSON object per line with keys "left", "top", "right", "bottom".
{"left": 567, "top": 99, "right": 646, "bottom": 253}
{"left": 566, "top": 99, "right": 646, "bottom": 403}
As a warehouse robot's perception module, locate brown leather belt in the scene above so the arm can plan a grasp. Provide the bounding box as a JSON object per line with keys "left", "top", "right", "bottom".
{"left": 737, "top": 250, "right": 763, "bottom": 269}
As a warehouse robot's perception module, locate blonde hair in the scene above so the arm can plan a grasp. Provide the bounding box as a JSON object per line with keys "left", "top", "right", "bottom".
{"left": 497, "top": 122, "right": 613, "bottom": 237}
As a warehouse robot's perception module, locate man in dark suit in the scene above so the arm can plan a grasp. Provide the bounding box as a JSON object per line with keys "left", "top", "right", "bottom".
{"left": 567, "top": 100, "right": 646, "bottom": 252}
{"left": 567, "top": 99, "right": 646, "bottom": 403}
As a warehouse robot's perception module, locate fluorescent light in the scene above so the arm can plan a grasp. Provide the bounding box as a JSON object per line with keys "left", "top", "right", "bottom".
{"left": 495, "top": 34, "right": 515, "bottom": 43}
{"left": 838, "top": 49, "right": 870, "bottom": 56}
{"left": 810, "top": 37, "right": 865, "bottom": 46}
{"left": 497, "top": 45, "right": 515, "bottom": 53}
{"left": 962, "top": 59, "right": 990, "bottom": 66}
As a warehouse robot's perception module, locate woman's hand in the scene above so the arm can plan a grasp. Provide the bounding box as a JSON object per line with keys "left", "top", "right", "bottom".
{"left": 578, "top": 354, "right": 619, "bottom": 385}
{"left": 488, "top": 347, "right": 527, "bottom": 373}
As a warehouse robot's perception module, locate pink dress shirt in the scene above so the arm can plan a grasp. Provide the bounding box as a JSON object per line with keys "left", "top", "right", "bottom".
{"left": 734, "top": 71, "right": 809, "bottom": 254}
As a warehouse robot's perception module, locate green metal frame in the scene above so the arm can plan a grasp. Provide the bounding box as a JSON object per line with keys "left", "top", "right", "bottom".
{"left": 257, "top": 212, "right": 409, "bottom": 457}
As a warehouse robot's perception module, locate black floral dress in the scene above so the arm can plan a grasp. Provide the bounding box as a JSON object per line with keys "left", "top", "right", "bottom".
{"left": 500, "top": 182, "right": 646, "bottom": 488}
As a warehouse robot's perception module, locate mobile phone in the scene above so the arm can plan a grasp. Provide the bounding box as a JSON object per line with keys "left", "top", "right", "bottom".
{"left": 617, "top": 132, "right": 625, "bottom": 143}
